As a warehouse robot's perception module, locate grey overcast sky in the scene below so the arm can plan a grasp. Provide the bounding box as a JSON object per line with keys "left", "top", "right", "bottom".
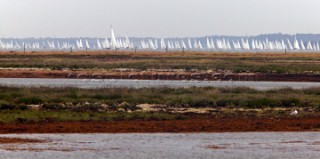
{"left": 0, "top": 0, "right": 319, "bottom": 38}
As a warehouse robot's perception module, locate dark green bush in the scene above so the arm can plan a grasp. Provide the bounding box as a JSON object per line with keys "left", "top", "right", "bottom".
{"left": 241, "top": 98, "right": 278, "bottom": 108}
{"left": 18, "top": 97, "right": 43, "bottom": 104}
{"left": 216, "top": 99, "right": 239, "bottom": 107}
{"left": 189, "top": 98, "right": 214, "bottom": 107}
{"left": 280, "top": 98, "right": 301, "bottom": 107}
{"left": 0, "top": 102, "right": 16, "bottom": 110}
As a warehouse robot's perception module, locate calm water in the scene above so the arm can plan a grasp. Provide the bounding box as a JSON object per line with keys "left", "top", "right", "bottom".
{"left": 0, "top": 78, "right": 320, "bottom": 90}
{"left": 0, "top": 133, "right": 319, "bottom": 159}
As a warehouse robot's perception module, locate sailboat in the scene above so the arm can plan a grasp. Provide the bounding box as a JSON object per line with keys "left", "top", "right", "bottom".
{"left": 181, "top": 40, "right": 187, "bottom": 49}
{"left": 85, "top": 40, "right": 90, "bottom": 49}
{"left": 210, "top": 38, "right": 215, "bottom": 49}
{"left": 97, "top": 39, "right": 102, "bottom": 49}
{"left": 287, "top": 39, "right": 293, "bottom": 50}
{"left": 188, "top": 38, "right": 192, "bottom": 49}
{"left": 207, "top": 38, "right": 211, "bottom": 49}
{"left": 160, "top": 38, "right": 166, "bottom": 49}
{"left": 110, "top": 26, "right": 118, "bottom": 49}
{"left": 198, "top": 40, "right": 203, "bottom": 49}
{"left": 300, "top": 40, "right": 305, "bottom": 50}
{"left": 293, "top": 37, "right": 300, "bottom": 50}
{"left": 306, "top": 41, "right": 313, "bottom": 50}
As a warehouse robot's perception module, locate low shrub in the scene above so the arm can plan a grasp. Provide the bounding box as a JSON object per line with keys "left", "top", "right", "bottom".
{"left": 188, "top": 98, "right": 215, "bottom": 107}
{"left": 18, "top": 97, "right": 43, "bottom": 104}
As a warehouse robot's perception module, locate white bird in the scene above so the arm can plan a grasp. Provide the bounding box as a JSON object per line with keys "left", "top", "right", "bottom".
{"left": 290, "top": 110, "right": 298, "bottom": 116}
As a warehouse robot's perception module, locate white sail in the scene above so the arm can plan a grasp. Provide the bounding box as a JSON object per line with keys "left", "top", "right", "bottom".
{"left": 241, "top": 39, "right": 247, "bottom": 50}
{"left": 97, "top": 39, "right": 101, "bottom": 49}
{"left": 210, "top": 39, "right": 215, "bottom": 49}
{"left": 181, "top": 40, "right": 187, "bottom": 49}
{"left": 148, "top": 39, "right": 155, "bottom": 49}
{"left": 154, "top": 39, "right": 158, "bottom": 49}
{"left": 170, "top": 41, "right": 174, "bottom": 49}
{"left": 174, "top": 41, "right": 181, "bottom": 49}
{"left": 188, "top": 38, "right": 192, "bottom": 49}
{"left": 287, "top": 39, "right": 293, "bottom": 50}
{"left": 251, "top": 39, "right": 256, "bottom": 50}
{"left": 216, "top": 39, "right": 222, "bottom": 49}
{"left": 226, "top": 40, "right": 231, "bottom": 50}
{"left": 79, "top": 39, "right": 84, "bottom": 48}
{"left": 104, "top": 38, "right": 110, "bottom": 48}
{"left": 207, "top": 38, "right": 211, "bottom": 49}
{"left": 110, "top": 26, "right": 118, "bottom": 49}
{"left": 198, "top": 40, "right": 203, "bottom": 49}
{"left": 140, "top": 40, "right": 145, "bottom": 49}
{"left": 167, "top": 41, "right": 172, "bottom": 49}
{"left": 293, "top": 37, "right": 300, "bottom": 50}
{"left": 300, "top": 40, "right": 305, "bottom": 50}
{"left": 306, "top": 41, "right": 313, "bottom": 50}
{"left": 222, "top": 38, "right": 227, "bottom": 50}
{"left": 85, "top": 40, "right": 90, "bottom": 49}
{"left": 125, "top": 35, "right": 131, "bottom": 48}
{"left": 160, "top": 38, "right": 166, "bottom": 49}
{"left": 312, "top": 43, "right": 317, "bottom": 51}
{"left": 193, "top": 40, "right": 198, "bottom": 49}
{"left": 281, "top": 40, "right": 287, "bottom": 50}
{"left": 118, "top": 39, "right": 122, "bottom": 48}
{"left": 57, "top": 41, "right": 61, "bottom": 49}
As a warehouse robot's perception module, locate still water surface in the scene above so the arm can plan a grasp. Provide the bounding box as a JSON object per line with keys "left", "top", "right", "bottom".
{"left": 0, "top": 133, "right": 319, "bottom": 159}
{"left": 0, "top": 78, "right": 320, "bottom": 90}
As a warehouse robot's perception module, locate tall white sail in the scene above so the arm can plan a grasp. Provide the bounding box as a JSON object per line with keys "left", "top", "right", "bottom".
{"left": 300, "top": 40, "right": 305, "bottom": 50}
{"left": 207, "top": 38, "right": 211, "bottom": 49}
{"left": 160, "top": 39, "right": 166, "bottom": 49}
{"left": 293, "top": 37, "right": 300, "bottom": 50}
{"left": 181, "top": 40, "right": 187, "bottom": 49}
{"left": 79, "top": 39, "right": 84, "bottom": 48}
{"left": 193, "top": 40, "right": 198, "bottom": 49}
{"left": 210, "top": 39, "right": 215, "bottom": 49}
{"left": 85, "top": 40, "right": 90, "bottom": 49}
{"left": 287, "top": 39, "right": 293, "bottom": 50}
{"left": 174, "top": 41, "right": 181, "bottom": 49}
{"left": 110, "top": 26, "right": 118, "bottom": 49}
{"left": 118, "top": 39, "right": 123, "bottom": 48}
{"left": 148, "top": 39, "right": 155, "bottom": 49}
{"left": 104, "top": 38, "right": 110, "bottom": 48}
{"left": 216, "top": 39, "right": 222, "bottom": 49}
{"left": 125, "top": 35, "right": 131, "bottom": 48}
{"left": 198, "top": 40, "right": 203, "bottom": 49}
{"left": 188, "top": 38, "right": 192, "bottom": 49}
{"left": 97, "top": 39, "right": 102, "bottom": 49}
{"left": 154, "top": 39, "right": 158, "bottom": 49}
{"left": 312, "top": 43, "right": 316, "bottom": 51}
{"left": 281, "top": 40, "right": 286, "bottom": 50}
{"left": 226, "top": 40, "right": 231, "bottom": 50}
{"left": 222, "top": 38, "right": 227, "bottom": 50}
{"left": 251, "top": 39, "right": 256, "bottom": 50}
{"left": 306, "top": 41, "right": 313, "bottom": 50}
{"left": 241, "top": 39, "right": 246, "bottom": 50}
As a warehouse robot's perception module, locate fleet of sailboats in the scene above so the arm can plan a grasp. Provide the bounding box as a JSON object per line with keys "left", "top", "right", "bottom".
{"left": 1, "top": 28, "right": 320, "bottom": 52}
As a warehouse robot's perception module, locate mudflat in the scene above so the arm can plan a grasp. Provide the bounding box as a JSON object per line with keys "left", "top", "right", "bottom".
{"left": 1, "top": 115, "right": 319, "bottom": 133}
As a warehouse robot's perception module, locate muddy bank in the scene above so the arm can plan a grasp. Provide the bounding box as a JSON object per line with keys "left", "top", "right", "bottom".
{"left": 0, "top": 137, "right": 45, "bottom": 144}
{"left": 1, "top": 69, "right": 320, "bottom": 82}
{"left": 1, "top": 116, "right": 320, "bottom": 133}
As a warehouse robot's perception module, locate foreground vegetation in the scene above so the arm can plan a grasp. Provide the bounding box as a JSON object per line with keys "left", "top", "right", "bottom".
{"left": 1, "top": 86, "right": 320, "bottom": 110}
{"left": 0, "top": 85, "right": 320, "bottom": 123}
{"left": 1, "top": 51, "right": 320, "bottom": 74}
{"left": 0, "top": 111, "right": 182, "bottom": 123}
